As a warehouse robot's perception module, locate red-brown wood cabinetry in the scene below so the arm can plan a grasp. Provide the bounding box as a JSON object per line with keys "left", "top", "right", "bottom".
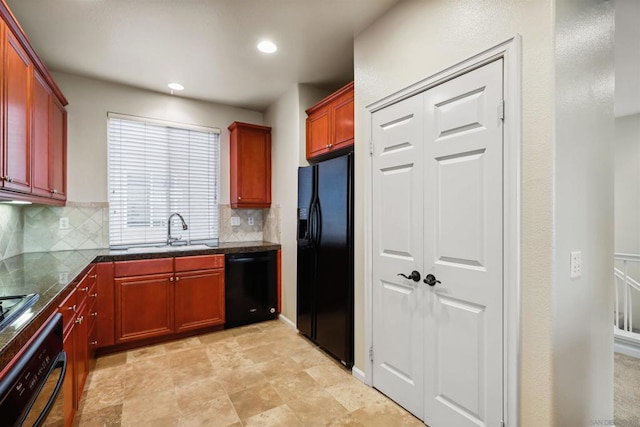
{"left": 58, "top": 265, "right": 97, "bottom": 427}
{"left": 174, "top": 255, "right": 225, "bottom": 332}
{"left": 2, "top": 26, "right": 32, "bottom": 193}
{"left": 229, "top": 122, "right": 271, "bottom": 208}
{"left": 114, "top": 258, "right": 174, "bottom": 343}
{"left": 50, "top": 97, "right": 66, "bottom": 200}
{"left": 112, "top": 255, "right": 225, "bottom": 345}
{"left": 306, "top": 82, "right": 354, "bottom": 161}
{"left": 0, "top": 2, "right": 67, "bottom": 204}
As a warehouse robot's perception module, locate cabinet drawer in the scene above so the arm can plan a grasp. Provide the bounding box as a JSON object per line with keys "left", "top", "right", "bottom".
{"left": 114, "top": 258, "right": 173, "bottom": 277}
{"left": 175, "top": 254, "right": 224, "bottom": 272}
{"left": 59, "top": 289, "right": 77, "bottom": 334}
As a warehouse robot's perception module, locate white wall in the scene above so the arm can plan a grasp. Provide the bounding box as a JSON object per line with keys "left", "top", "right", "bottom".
{"left": 264, "top": 84, "right": 329, "bottom": 324}
{"left": 615, "top": 113, "right": 640, "bottom": 322}
{"left": 553, "top": 1, "right": 615, "bottom": 425}
{"left": 354, "top": 1, "right": 555, "bottom": 424}
{"left": 52, "top": 72, "right": 263, "bottom": 204}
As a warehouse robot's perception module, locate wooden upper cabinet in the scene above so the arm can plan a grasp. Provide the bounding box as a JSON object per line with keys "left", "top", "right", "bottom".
{"left": 50, "top": 97, "right": 67, "bottom": 200}
{"left": 0, "top": 2, "right": 67, "bottom": 204}
{"left": 306, "top": 82, "right": 354, "bottom": 161}
{"left": 229, "top": 121, "right": 271, "bottom": 209}
{"left": 2, "top": 28, "right": 32, "bottom": 193}
{"left": 31, "top": 71, "right": 51, "bottom": 197}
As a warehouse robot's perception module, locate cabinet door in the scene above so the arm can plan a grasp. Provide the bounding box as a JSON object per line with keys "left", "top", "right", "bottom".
{"left": 306, "top": 106, "right": 331, "bottom": 159}
{"left": 115, "top": 273, "right": 174, "bottom": 343}
{"left": 74, "top": 302, "right": 89, "bottom": 407}
{"left": 61, "top": 326, "right": 76, "bottom": 427}
{"left": 31, "top": 71, "right": 51, "bottom": 197}
{"left": 50, "top": 97, "right": 66, "bottom": 200}
{"left": 3, "top": 30, "right": 32, "bottom": 192}
{"left": 174, "top": 269, "right": 225, "bottom": 333}
{"left": 230, "top": 123, "right": 271, "bottom": 208}
{"left": 331, "top": 91, "right": 354, "bottom": 150}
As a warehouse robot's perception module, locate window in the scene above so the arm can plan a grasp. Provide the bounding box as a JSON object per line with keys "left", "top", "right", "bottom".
{"left": 108, "top": 113, "right": 220, "bottom": 247}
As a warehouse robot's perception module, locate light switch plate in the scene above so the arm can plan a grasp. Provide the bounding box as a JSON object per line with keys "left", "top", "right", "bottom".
{"left": 231, "top": 216, "right": 240, "bottom": 226}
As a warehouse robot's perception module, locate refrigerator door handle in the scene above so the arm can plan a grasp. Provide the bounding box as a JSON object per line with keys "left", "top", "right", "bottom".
{"left": 314, "top": 201, "right": 322, "bottom": 245}
{"left": 310, "top": 201, "right": 320, "bottom": 246}
{"left": 307, "top": 202, "right": 313, "bottom": 245}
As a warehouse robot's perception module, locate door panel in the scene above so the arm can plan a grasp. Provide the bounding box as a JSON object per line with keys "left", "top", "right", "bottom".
{"left": 371, "top": 58, "right": 504, "bottom": 426}
{"left": 371, "top": 94, "right": 424, "bottom": 418}
{"left": 423, "top": 59, "right": 503, "bottom": 427}
{"left": 315, "top": 154, "right": 352, "bottom": 364}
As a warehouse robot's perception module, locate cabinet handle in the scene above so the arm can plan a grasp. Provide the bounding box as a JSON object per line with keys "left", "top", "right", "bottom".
{"left": 5, "top": 176, "right": 12, "bottom": 183}
{"left": 51, "top": 189, "right": 58, "bottom": 194}
{"left": 90, "top": 340, "right": 98, "bottom": 346}
{"left": 328, "top": 143, "right": 333, "bottom": 149}
{"left": 238, "top": 196, "right": 242, "bottom": 200}
{"left": 91, "top": 312, "right": 98, "bottom": 317}
{"left": 67, "top": 304, "right": 77, "bottom": 312}
{"left": 75, "top": 316, "right": 84, "bottom": 324}
{"left": 90, "top": 274, "right": 97, "bottom": 279}
{"left": 169, "top": 277, "right": 174, "bottom": 282}
{"left": 175, "top": 277, "right": 180, "bottom": 282}
{"left": 91, "top": 293, "right": 98, "bottom": 298}
{"left": 79, "top": 287, "right": 89, "bottom": 292}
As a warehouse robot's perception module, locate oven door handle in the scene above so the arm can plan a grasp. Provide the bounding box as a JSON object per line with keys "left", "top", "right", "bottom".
{"left": 30, "top": 351, "right": 67, "bottom": 427}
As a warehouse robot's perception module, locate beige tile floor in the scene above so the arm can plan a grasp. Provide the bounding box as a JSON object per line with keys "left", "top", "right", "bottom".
{"left": 75, "top": 320, "right": 423, "bottom": 426}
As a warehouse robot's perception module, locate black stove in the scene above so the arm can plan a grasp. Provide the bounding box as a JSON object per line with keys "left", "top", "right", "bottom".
{"left": 0, "top": 294, "right": 39, "bottom": 332}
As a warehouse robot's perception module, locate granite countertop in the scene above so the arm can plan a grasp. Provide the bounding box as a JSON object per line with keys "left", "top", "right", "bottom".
{"left": 0, "top": 241, "right": 280, "bottom": 370}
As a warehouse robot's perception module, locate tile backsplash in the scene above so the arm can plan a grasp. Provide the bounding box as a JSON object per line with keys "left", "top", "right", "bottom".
{"left": 0, "top": 205, "right": 23, "bottom": 260}
{"left": 23, "top": 202, "right": 109, "bottom": 253}
{"left": 0, "top": 201, "right": 281, "bottom": 259}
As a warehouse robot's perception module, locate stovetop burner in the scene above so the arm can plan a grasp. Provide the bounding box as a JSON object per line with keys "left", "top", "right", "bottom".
{"left": 0, "top": 293, "right": 39, "bottom": 332}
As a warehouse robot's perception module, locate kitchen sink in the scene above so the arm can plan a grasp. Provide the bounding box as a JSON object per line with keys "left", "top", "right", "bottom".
{"left": 109, "top": 242, "right": 218, "bottom": 253}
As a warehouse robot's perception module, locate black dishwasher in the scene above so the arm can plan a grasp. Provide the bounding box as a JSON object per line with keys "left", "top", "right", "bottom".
{"left": 225, "top": 251, "right": 277, "bottom": 328}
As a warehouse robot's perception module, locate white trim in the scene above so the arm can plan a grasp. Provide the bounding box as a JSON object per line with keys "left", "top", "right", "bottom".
{"left": 614, "top": 328, "right": 640, "bottom": 359}
{"left": 352, "top": 366, "right": 366, "bottom": 383}
{"left": 277, "top": 314, "right": 297, "bottom": 330}
{"left": 107, "top": 112, "right": 221, "bottom": 134}
{"left": 363, "top": 35, "right": 522, "bottom": 426}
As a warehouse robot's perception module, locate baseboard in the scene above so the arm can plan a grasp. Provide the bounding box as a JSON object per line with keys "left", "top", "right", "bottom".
{"left": 278, "top": 314, "right": 296, "bottom": 330}
{"left": 614, "top": 331, "right": 640, "bottom": 359}
{"left": 352, "top": 366, "right": 366, "bottom": 383}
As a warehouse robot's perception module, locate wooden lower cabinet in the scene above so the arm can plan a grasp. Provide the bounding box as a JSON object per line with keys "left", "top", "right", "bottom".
{"left": 58, "top": 265, "right": 96, "bottom": 427}
{"left": 115, "top": 273, "right": 174, "bottom": 343}
{"left": 174, "top": 269, "right": 225, "bottom": 333}
{"left": 112, "top": 254, "right": 225, "bottom": 345}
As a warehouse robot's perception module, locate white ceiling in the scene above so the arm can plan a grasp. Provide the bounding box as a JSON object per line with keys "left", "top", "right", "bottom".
{"left": 6, "top": 0, "right": 399, "bottom": 112}
{"left": 615, "top": 0, "right": 640, "bottom": 117}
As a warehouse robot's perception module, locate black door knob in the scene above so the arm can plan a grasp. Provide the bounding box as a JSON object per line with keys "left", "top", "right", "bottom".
{"left": 397, "top": 271, "right": 421, "bottom": 282}
{"left": 424, "top": 274, "right": 441, "bottom": 287}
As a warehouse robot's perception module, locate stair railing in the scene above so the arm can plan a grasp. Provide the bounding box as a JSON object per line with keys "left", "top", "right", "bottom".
{"left": 614, "top": 253, "right": 640, "bottom": 335}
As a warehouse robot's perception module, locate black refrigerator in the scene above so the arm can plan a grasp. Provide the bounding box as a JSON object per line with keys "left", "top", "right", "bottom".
{"left": 297, "top": 152, "right": 354, "bottom": 368}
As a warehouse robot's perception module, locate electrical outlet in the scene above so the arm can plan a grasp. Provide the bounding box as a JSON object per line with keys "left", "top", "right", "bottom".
{"left": 231, "top": 216, "right": 240, "bottom": 226}
{"left": 570, "top": 251, "right": 582, "bottom": 278}
{"left": 248, "top": 216, "right": 254, "bottom": 226}
{"left": 58, "top": 272, "right": 69, "bottom": 284}
{"left": 59, "top": 217, "right": 69, "bottom": 230}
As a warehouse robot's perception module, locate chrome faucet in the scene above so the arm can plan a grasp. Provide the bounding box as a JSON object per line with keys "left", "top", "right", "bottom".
{"left": 167, "top": 213, "right": 188, "bottom": 245}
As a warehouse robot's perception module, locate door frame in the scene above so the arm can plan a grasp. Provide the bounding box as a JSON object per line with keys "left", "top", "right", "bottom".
{"left": 362, "top": 35, "right": 522, "bottom": 426}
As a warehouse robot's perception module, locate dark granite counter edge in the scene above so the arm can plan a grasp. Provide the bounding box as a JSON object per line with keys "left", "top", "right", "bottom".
{"left": 0, "top": 241, "right": 281, "bottom": 371}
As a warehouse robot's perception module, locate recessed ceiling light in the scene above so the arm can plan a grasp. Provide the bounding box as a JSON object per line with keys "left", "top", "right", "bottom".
{"left": 168, "top": 82, "right": 184, "bottom": 91}
{"left": 257, "top": 40, "right": 277, "bottom": 54}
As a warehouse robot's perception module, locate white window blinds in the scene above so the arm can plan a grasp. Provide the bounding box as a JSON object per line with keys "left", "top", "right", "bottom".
{"left": 108, "top": 113, "right": 220, "bottom": 247}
